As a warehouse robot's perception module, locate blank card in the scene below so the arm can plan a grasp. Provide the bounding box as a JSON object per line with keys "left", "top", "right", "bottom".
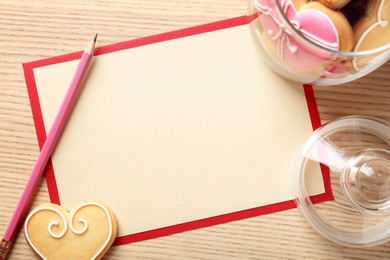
{"left": 24, "top": 16, "right": 332, "bottom": 245}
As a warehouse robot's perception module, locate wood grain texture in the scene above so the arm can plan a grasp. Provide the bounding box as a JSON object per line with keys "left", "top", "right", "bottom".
{"left": 1, "top": 0, "right": 390, "bottom": 259}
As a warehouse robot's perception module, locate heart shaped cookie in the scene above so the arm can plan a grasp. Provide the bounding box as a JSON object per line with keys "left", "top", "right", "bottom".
{"left": 255, "top": 0, "right": 348, "bottom": 72}
{"left": 353, "top": 0, "right": 390, "bottom": 69}
{"left": 24, "top": 202, "right": 117, "bottom": 260}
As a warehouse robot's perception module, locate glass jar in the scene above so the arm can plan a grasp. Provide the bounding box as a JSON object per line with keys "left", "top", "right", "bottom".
{"left": 248, "top": 0, "right": 390, "bottom": 86}
{"left": 293, "top": 116, "right": 390, "bottom": 247}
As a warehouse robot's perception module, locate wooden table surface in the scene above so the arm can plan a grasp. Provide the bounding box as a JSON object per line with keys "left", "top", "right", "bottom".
{"left": 1, "top": 0, "right": 390, "bottom": 259}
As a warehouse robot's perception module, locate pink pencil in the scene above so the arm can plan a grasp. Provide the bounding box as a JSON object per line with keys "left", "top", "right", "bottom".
{"left": 0, "top": 34, "right": 97, "bottom": 259}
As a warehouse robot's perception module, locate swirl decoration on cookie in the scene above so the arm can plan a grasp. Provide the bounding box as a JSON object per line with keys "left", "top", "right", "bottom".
{"left": 70, "top": 204, "right": 89, "bottom": 235}
{"left": 254, "top": 0, "right": 299, "bottom": 57}
{"left": 254, "top": 0, "right": 340, "bottom": 72}
{"left": 254, "top": 0, "right": 339, "bottom": 53}
{"left": 24, "top": 202, "right": 116, "bottom": 260}
{"left": 42, "top": 207, "right": 68, "bottom": 239}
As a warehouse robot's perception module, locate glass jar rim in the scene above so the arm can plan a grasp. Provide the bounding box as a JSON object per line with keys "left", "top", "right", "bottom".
{"left": 274, "top": 0, "right": 390, "bottom": 57}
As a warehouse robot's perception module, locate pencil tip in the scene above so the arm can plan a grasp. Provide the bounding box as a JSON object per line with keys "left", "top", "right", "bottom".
{"left": 94, "top": 33, "right": 98, "bottom": 42}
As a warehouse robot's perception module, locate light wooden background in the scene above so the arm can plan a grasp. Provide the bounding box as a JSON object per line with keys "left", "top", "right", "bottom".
{"left": 1, "top": 0, "right": 390, "bottom": 259}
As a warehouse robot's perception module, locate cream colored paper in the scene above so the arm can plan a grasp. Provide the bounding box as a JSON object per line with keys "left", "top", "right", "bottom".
{"left": 33, "top": 23, "right": 323, "bottom": 237}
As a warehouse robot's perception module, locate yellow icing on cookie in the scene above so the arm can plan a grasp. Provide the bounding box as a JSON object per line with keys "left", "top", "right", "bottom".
{"left": 24, "top": 202, "right": 117, "bottom": 260}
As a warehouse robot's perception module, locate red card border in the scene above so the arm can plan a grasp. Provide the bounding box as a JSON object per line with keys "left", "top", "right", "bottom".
{"left": 23, "top": 15, "right": 333, "bottom": 246}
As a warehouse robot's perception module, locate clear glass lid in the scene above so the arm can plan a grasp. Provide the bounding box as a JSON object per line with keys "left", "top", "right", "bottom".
{"left": 293, "top": 116, "right": 390, "bottom": 247}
